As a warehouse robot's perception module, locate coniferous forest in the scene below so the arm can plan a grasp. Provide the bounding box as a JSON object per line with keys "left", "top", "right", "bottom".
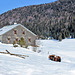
{"left": 0, "top": 0, "right": 75, "bottom": 40}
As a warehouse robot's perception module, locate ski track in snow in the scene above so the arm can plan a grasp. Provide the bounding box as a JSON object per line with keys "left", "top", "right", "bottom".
{"left": 0, "top": 39, "right": 75, "bottom": 75}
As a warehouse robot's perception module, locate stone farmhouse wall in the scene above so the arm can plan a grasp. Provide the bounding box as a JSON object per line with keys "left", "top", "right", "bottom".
{"left": 2, "top": 25, "right": 37, "bottom": 46}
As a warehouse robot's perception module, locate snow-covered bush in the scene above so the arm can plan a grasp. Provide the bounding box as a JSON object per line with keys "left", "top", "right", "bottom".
{"left": 13, "top": 40, "right": 17, "bottom": 45}
{"left": 13, "top": 44, "right": 18, "bottom": 47}
{"left": 18, "top": 37, "right": 26, "bottom": 48}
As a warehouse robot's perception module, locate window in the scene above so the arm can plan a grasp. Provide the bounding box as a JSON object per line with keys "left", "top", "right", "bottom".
{"left": 7, "top": 37, "right": 10, "bottom": 40}
{"left": 28, "top": 37, "right": 31, "bottom": 43}
{"left": 22, "top": 31, "right": 25, "bottom": 34}
{"left": 16, "top": 37, "right": 18, "bottom": 42}
{"left": 14, "top": 29, "right": 17, "bottom": 34}
{"left": 22, "top": 29, "right": 25, "bottom": 35}
{"left": 7, "top": 36, "right": 11, "bottom": 43}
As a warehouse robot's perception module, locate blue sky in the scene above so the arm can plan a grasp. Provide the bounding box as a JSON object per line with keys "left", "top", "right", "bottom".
{"left": 0, "top": 0, "right": 57, "bottom": 15}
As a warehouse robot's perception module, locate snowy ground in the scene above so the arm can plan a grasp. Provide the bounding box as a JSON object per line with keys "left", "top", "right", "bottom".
{"left": 0, "top": 39, "right": 75, "bottom": 75}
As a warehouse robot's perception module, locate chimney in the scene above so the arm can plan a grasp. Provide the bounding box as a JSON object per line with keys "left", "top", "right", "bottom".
{"left": 14, "top": 22, "right": 17, "bottom": 24}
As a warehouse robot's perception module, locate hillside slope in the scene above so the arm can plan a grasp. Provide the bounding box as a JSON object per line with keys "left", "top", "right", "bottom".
{"left": 0, "top": 39, "right": 75, "bottom": 75}
{"left": 0, "top": 0, "right": 75, "bottom": 39}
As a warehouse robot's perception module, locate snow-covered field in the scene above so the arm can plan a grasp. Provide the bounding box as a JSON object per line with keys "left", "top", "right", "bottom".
{"left": 0, "top": 39, "right": 75, "bottom": 75}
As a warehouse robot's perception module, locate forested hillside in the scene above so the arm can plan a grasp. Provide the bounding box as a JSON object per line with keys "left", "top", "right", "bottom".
{"left": 0, "top": 0, "right": 75, "bottom": 40}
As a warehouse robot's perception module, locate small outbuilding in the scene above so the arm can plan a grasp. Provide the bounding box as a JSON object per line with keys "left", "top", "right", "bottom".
{"left": 0, "top": 24, "right": 37, "bottom": 46}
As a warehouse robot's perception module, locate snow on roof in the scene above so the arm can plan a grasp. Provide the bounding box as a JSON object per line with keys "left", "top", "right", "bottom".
{"left": 0, "top": 24, "right": 36, "bottom": 36}
{"left": 0, "top": 24, "right": 19, "bottom": 35}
